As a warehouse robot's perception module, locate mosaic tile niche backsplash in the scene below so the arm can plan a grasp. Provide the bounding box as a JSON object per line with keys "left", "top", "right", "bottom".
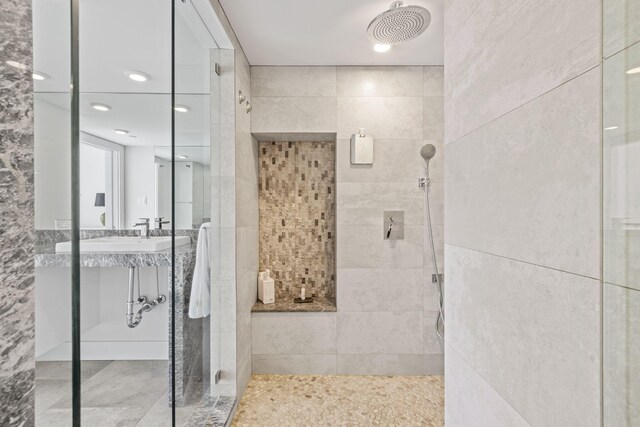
{"left": 259, "top": 141, "right": 336, "bottom": 301}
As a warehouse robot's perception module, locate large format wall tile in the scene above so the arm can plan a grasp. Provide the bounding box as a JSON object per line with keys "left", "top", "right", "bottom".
{"left": 423, "top": 96, "right": 443, "bottom": 140}
{"left": 252, "top": 313, "right": 337, "bottom": 355}
{"left": 337, "top": 354, "right": 424, "bottom": 376}
{"left": 336, "top": 66, "right": 422, "bottom": 97}
{"left": 423, "top": 311, "right": 443, "bottom": 355}
{"left": 337, "top": 97, "right": 423, "bottom": 140}
{"left": 251, "top": 97, "right": 336, "bottom": 133}
{"left": 445, "top": 245, "right": 600, "bottom": 426}
{"left": 445, "top": 0, "right": 601, "bottom": 143}
{"left": 604, "top": 283, "right": 640, "bottom": 426}
{"left": 0, "top": 0, "right": 34, "bottom": 424}
{"left": 236, "top": 176, "right": 259, "bottom": 228}
{"left": 250, "top": 65, "right": 444, "bottom": 377}
{"left": 336, "top": 139, "right": 427, "bottom": 184}
{"left": 336, "top": 225, "right": 423, "bottom": 269}
{"left": 252, "top": 354, "right": 337, "bottom": 375}
{"left": 337, "top": 311, "right": 423, "bottom": 354}
{"left": 251, "top": 66, "right": 336, "bottom": 97}
{"left": 443, "top": 0, "right": 484, "bottom": 44}
{"left": 336, "top": 268, "right": 423, "bottom": 312}
{"left": 445, "top": 68, "right": 601, "bottom": 278}
{"left": 423, "top": 67, "right": 444, "bottom": 97}
{"left": 445, "top": 344, "right": 529, "bottom": 427}
{"left": 231, "top": 35, "right": 254, "bottom": 397}
{"left": 337, "top": 182, "right": 423, "bottom": 226}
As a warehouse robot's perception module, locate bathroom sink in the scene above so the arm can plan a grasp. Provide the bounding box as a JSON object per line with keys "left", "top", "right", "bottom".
{"left": 55, "top": 236, "right": 191, "bottom": 253}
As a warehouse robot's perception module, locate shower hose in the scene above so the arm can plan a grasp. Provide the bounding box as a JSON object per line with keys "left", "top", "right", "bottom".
{"left": 424, "top": 177, "right": 445, "bottom": 341}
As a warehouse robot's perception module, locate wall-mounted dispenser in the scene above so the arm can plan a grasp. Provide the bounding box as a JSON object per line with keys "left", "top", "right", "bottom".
{"left": 350, "top": 128, "right": 374, "bottom": 165}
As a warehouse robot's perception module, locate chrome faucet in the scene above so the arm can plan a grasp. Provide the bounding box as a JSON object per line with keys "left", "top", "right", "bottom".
{"left": 133, "top": 218, "right": 150, "bottom": 238}
{"left": 154, "top": 217, "right": 170, "bottom": 230}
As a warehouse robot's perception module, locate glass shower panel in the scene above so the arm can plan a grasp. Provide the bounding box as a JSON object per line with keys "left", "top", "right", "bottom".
{"left": 33, "top": 0, "right": 73, "bottom": 422}
{"left": 172, "top": 1, "right": 221, "bottom": 422}
{"left": 33, "top": 0, "right": 226, "bottom": 423}
{"left": 603, "top": 9, "right": 640, "bottom": 425}
{"left": 76, "top": 0, "right": 174, "bottom": 424}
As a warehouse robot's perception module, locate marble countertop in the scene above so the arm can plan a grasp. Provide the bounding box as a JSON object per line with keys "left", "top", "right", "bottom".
{"left": 35, "top": 243, "right": 196, "bottom": 268}
{"left": 251, "top": 296, "right": 337, "bottom": 313}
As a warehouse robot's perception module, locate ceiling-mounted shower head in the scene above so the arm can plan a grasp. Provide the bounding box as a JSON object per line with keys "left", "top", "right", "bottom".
{"left": 367, "top": 1, "right": 432, "bottom": 45}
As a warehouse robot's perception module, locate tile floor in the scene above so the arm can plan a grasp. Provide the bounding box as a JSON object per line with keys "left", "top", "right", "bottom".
{"left": 34, "top": 360, "right": 208, "bottom": 426}
{"left": 231, "top": 375, "right": 444, "bottom": 427}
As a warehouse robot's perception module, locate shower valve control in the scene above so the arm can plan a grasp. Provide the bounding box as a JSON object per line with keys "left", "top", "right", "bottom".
{"left": 383, "top": 211, "right": 404, "bottom": 240}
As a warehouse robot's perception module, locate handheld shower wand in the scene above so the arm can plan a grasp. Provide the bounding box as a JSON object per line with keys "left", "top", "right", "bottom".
{"left": 419, "top": 143, "right": 437, "bottom": 186}
{"left": 419, "top": 144, "right": 445, "bottom": 340}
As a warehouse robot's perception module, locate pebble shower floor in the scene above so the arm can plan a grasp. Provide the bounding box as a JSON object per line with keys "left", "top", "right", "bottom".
{"left": 231, "top": 374, "right": 444, "bottom": 426}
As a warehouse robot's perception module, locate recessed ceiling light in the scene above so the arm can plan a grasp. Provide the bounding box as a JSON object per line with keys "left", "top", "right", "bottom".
{"left": 6, "top": 60, "right": 28, "bottom": 70}
{"left": 114, "top": 129, "right": 129, "bottom": 135}
{"left": 605, "top": 126, "right": 618, "bottom": 130}
{"left": 32, "top": 71, "right": 50, "bottom": 81}
{"left": 626, "top": 67, "right": 640, "bottom": 75}
{"left": 177, "top": 155, "right": 188, "bottom": 159}
{"left": 90, "top": 103, "right": 111, "bottom": 112}
{"left": 373, "top": 44, "right": 391, "bottom": 53}
{"left": 174, "top": 105, "right": 190, "bottom": 113}
{"left": 125, "top": 70, "right": 151, "bottom": 82}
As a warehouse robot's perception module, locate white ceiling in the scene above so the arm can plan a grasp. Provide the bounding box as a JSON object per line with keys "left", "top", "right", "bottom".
{"left": 32, "top": 0, "right": 216, "bottom": 151}
{"left": 219, "top": 0, "right": 444, "bottom": 65}
{"left": 33, "top": 0, "right": 216, "bottom": 94}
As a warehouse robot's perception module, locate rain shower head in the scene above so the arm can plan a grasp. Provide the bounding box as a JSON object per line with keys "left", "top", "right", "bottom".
{"left": 367, "top": 1, "right": 431, "bottom": 45}
{"left": 420, "top": 143, "right": 436, "bottom": 162}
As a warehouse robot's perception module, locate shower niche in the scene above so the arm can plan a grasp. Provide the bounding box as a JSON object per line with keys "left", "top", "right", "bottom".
{"left": 254, "top": 139, "right": 337, "bottom": 312}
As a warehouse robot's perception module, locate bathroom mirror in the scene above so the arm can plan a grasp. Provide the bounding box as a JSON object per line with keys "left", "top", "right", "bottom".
{"left": 34, "top": 93, "right": 212, "bottom": 231}
{"left": 33, "top": 0, "right": 215, "bottom": 232}
{"left": 32, "top": 0, "right": 228, "bottom": 424}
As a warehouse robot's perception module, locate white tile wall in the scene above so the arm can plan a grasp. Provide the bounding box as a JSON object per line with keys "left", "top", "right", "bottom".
{"left": 252, "top": 313, "right": 337, "bottom": 355}
{"left": 446, "top": 245, "right": 600, "bottom": 426}
{"left": 251, "top": 66, "right": 337, "bottom": 97}
{"left": 251, "top": 97, "right": 337, "bottom": 133}
{"left": 336, "top": 225, "right": 424, "bottom": 269}
{"left": 336, "top": 97, "right": 423, "bottom": 140}
{"left": 253, "top": 354, "right": 337, "bottom": 375}
{"left": 446, "top": 68, "right": 601, "bottom": 279}
{"left": 337, "top": 311, "right": 424, "bottom": 354}
{"left": 335, "top": 139, "right": 426, "bottom": 184}
{"left": 444, "top": 0, "right": 602, "bottom": 424}
{"left": 336, "top": 66, "right": 422, "bottom": 97}
{"left": 445, "top": 0, "right": 601, "bottom": 144}
{"left": 337, "top": 354, "right": 425, "bottom": 376}
{"left": 445, "top": 344, "right": 529, "bottom": 427}
{"left": 336, "top": 269, "right": 423, "bottom": 312}
{"left": 249, "top": 65, "right": 445, "bottom": 376}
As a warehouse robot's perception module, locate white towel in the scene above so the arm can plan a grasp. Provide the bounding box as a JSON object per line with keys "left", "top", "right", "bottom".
{"left": 189, "top": 222, "right": 211, "bottom": 318}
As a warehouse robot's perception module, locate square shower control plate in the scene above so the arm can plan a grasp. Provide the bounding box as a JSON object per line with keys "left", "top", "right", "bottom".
{"left": 383, "top": 211, "right": 404, "bottom": 240}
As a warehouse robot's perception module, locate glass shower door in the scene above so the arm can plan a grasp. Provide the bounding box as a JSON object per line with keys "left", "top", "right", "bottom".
{"left": 603, "top": 1, "right": 640, "bottom": 424}
{"left": 32, "top": 0, "right": 226, "bottom": 424}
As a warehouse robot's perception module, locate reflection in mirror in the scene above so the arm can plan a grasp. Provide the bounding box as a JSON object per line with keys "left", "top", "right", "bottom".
{"left": 155, "top": 146, "right": 211, "bottom": 230}
{"left": 33, "top": 0, "right": 224, "bottom": 423}
{"left": 35, "top": 93, "right": 212, "bottom": 231}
